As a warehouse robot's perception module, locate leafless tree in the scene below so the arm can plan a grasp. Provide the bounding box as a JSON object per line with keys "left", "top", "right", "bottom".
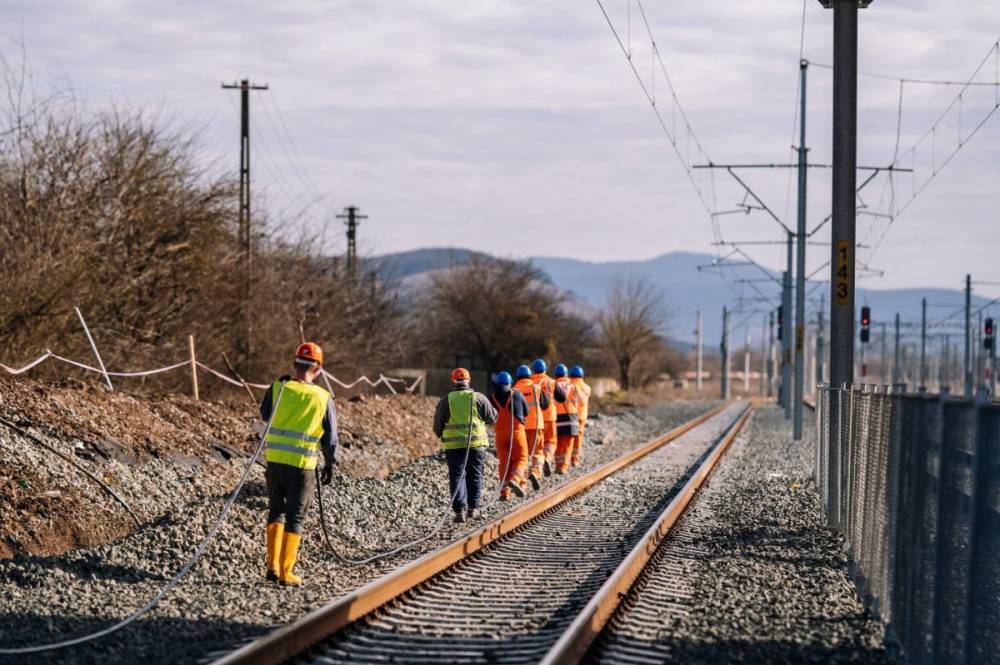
{"left": 413, "top": 255, "right": 593, "bottom": 372}
{"left": 598, "top": 276, "right": 669, "bottom": 390}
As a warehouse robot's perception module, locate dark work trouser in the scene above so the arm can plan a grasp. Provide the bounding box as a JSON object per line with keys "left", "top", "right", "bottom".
{"left": 445, "top": 447, "right": 485, "bottom": 512}
{"left": 266, "top": 462, "right": 315, "bottom": 534}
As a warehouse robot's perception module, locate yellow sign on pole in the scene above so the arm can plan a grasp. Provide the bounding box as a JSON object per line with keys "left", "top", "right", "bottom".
{"left": 835, "top": 241, "right": 851, "bottom": 306}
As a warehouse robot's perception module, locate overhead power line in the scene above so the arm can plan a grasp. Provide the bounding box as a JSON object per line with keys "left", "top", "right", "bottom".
{"left": 594, "top": 0, "right": 720, "bottom": 243}
{"left": 860, "top": 39, "right": 1000, "bottom": 263}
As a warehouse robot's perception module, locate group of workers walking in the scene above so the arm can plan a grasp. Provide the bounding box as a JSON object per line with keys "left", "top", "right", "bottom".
{"left": 259, "top": 344, "right": 592, "bottom": 585}
{"left": 433, "top": 359, "right": 592, "bottom": 523}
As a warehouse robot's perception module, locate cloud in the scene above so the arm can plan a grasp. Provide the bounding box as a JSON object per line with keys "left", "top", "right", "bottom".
{"left": 2, "top": 0, "right": 999, "bottom": 297}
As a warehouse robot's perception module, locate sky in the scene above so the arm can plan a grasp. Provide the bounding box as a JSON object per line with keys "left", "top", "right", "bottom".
{"left": 3, "top": 0, "right": 1000, "bottom": 300}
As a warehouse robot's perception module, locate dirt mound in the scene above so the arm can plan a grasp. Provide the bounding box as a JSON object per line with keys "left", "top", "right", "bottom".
{"left": 0, "top": 376, "right": 438, "bottom": 559}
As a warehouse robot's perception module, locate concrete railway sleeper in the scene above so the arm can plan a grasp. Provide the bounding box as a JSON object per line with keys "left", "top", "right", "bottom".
{"left": 210, "top": 401, "right": 752, "bottom": 665}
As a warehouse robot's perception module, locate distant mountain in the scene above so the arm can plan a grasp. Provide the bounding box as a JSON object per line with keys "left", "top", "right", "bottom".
{"left": 371, "top": 248, "right": 993, "bottom": 348}
{"left": 371, "top": 248, "right": 488, "bottom": 281}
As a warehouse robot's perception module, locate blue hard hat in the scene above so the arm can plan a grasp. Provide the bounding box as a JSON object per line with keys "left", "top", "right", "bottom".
{"left": 570, "top": 365, "right": 584, "bottom": 378}
{"left": 531, "top": 358, "right": 547, "bottom": 374}
{"left": 495, "top": 371, "right": 513, "bottom": 386}
{"left": 554, "top": 363, "right": 568, "bottom": 378}
{"left": 515, "top": 365, "right": 532, "bottom": 379}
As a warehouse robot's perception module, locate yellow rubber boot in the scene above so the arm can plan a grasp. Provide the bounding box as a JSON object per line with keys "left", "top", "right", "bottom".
{"left": 266, "top": 522, "right": 284, "bottom": 582}
{"left": 279, "top": 532, "right": 303, "bottom": 587}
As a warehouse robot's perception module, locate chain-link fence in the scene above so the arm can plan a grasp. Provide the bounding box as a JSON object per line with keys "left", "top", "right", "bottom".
{"left": 816, "top": 384, "right": 1000, "bottom": 664}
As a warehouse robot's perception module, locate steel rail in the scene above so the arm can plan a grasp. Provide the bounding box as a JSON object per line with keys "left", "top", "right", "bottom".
{"left": 538, "top": 403, "right": 754, "bottom": 665}
{"left": 211, "top": 401, "right": 731, "bottom": 665}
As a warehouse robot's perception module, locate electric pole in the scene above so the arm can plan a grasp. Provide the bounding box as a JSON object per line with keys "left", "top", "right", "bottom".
{"left": 880, "top": 321, "right": 887, "bottom": 384}
{"left": 965, "top": 273, "right": 973, "bottom": 396}
{"left": 920, "top": 297, "right": 928, "bottom": 392}
{"left": 222, "top": 78, "right": 269, "bottom": 367}
{"left": 892, "top": 312, "right": 903, "bottom": 388}
{"left": 817, "top": 293, "right": 826, "bottom": 385}
{"left": 791, "top": 60, "right": 810, "bottom": 438}
{"left": 820, "top": 0, "right": 869, "bottom": 528}
{"left": 767, "top": 310, "right": 775, "bottom": 397}
{"left": 744, "top": 326, "right": 751, "bottom": 392}
{"left": 337, "top": 206, "right": 368, "bottom": 281}
{"left": 761, "top": 315, "right": 768, "bottom": 396}
{"left": 696, "top": 310, "right": 704, "bottom": 392}
{"left": 782, "top": 262, "right": 792, "bottom": 418}
{"left": 721, "top": 307, "right": 730, "bottom": 399}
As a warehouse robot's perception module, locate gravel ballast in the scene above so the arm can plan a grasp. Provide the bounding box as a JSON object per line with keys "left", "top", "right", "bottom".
{"left": 0, "top": 399, "right": 716, "bottom": 665}
{"left": 593, "top": 404, "right": 891, "bottom": 664}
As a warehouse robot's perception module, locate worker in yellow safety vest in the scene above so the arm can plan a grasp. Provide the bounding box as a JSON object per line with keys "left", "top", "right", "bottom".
{"left": 569, "top": 365, "right": 592, "bottom": 466}
{"left": 259, "top": 342, "right": 338, "bottom": 586}
{"left": 432, "top": 368, "right": 497, "bottom": 523}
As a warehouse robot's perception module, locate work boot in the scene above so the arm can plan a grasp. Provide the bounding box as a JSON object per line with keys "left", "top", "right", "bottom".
{"left": 265, "top": 522, "right": 284, "bottom": 582}
{"left": 556, "top": 465, "right": 568, "bottom": 475}
{"left": 542, "top": 459, "right": 552, "bottom": 477}
{"left": 571, "top": 456, "right": 581, "bottom": 467}
{"left": 278, "top": 532, "right": 303, "bottom": 587}
{"left": 505, "top": 479, "right": 525, "bottom": 498}
{"left": 530, "top": 474, "right": 541, "bottom": 491}
{"left": 467, "top": 507, "right": 480, "bottom": 519}
{"left": 499, "top": 493, "right": 508, "bottom": 502}
{"left": 454, "top": 508, "right": 465, "bottom": 523}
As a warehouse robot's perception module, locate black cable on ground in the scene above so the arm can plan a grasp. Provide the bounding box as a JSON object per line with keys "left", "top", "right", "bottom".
{"left": 0, "top": 386, "right": 287, "bottom": 655}
{"left": 0, "top": 415, "right": 141, "bottom": 527}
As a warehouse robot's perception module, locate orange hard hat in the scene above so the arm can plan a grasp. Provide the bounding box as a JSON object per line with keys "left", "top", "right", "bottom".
{"left": 295, "top": 342, "right": 324, "bottom": 367}
{"left": 451, "top": 367, "right": 471, "bottom": 382}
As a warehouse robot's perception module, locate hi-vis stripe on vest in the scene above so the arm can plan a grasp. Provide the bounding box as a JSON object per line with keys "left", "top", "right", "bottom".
{"left": 441, "top": 389, "right": 488, "bottom": 450}
{"left": 555, "top": 378, "right": 580, "bottom": 436}
{"left": 265, "top": 380, "right": 330, "bottom": 470}
{"left": 515, "top": 378, "right": 543, "bottom": 430}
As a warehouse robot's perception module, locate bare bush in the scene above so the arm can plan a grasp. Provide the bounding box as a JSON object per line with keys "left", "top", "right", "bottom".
{"left": 411, "top": 255, "right": 593, "bottom": 372}
{"left": 598, "top": 276, "right": 669, "bottom": 390}
{"left": 0, "top": 55, "right": 406, "bottom": 392}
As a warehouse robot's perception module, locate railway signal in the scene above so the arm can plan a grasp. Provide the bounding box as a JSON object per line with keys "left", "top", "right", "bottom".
{"left": 985, "top": 318, "right": 994, "bottom": 351}
{"left": 859, "top": 306, "right": 870, "bottom": 378}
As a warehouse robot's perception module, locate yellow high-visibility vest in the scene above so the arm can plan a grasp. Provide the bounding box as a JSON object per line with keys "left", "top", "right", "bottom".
{"left": 441, "top": 389, "right": 488, "bottom": 450}
{"left": 265, "top": 380, "right": 329, "bottom": 470}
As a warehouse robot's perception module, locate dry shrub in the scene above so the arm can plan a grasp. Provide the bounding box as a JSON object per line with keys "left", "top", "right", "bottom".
{"left": 0, "top": 55, "right": 405, "bottom": 393}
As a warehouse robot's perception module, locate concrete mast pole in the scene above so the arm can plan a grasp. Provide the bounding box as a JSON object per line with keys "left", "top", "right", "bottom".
{"left": 793, "top": 60, "right": 809, "bottom": 440}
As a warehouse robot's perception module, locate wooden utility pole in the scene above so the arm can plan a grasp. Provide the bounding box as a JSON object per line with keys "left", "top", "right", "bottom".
{"left": 222, "top": 78, "right": 269, "bottom": 367}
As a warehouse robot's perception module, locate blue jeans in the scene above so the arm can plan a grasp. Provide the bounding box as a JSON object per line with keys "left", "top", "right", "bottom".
{"left": 445, "top": 447, "right": 485, "bottom": 512}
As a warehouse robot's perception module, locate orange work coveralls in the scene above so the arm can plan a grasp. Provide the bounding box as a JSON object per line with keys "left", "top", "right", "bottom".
{"left": 515, "top": 378, "right": 546, "bottom": 482}
{"left": 532, "top": 372, "right": 558, "bottom": 471}
{"left": 570, "top": 377, "right": 592, "bottom": 465}
{"left": 491, "top": 392, "right": 529, "bottom": 497}
{"left": 553, "top": 378, "right": 580, "bottom": 474}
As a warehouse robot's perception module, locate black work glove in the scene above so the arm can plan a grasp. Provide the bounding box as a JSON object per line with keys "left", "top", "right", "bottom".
{"left": 320, "top": 463, "right": 334, "bottom": 486}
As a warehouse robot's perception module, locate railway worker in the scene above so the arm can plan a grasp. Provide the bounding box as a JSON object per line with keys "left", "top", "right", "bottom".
{"left": 489, "top": 371, "right": 528, "bottom": 501}
{"left": 514, "top": 364, "right": 548, "bottom": 490}
{"left": 433, "top": 368, "right": 497, "bottom": 523}
{"left": 259, "top": 342, "right": 338, "bottom": 587}
{"left": 569, "top": 365, "right": 592, "bottom": 465}
{"left": 530, "top": 358, "right": 566, "bottom": 476}
{"left": 551, "top": 364, "right": 581, "bottom": 474}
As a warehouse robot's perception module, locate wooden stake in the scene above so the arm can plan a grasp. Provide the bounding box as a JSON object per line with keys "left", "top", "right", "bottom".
{"left": 189, "top": 335, "right": 200, "bottom": 401}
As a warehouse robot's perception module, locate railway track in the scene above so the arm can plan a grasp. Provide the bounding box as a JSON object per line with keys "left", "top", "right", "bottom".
{"left": 211, "top": 401, "right": 753, "bottom": 665}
